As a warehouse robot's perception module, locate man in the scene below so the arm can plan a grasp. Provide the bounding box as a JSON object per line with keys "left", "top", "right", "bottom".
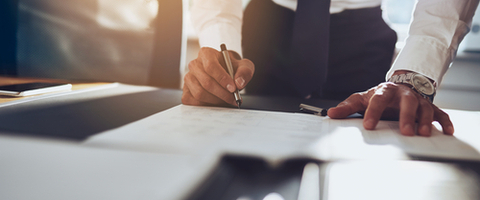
{"left": 182, "top": 0, "right": 479, "bottom": 136}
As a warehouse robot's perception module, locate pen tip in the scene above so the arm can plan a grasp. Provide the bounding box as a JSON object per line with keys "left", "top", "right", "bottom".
{"left": 236, "top": 100, "right": 242, "bottom": 108}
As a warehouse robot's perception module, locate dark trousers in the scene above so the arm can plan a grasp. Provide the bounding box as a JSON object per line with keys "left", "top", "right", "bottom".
{"left": 242, "top": 0, "right": 397, "bottom": 100}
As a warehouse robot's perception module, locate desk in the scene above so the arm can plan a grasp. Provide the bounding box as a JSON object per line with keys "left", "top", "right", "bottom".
{"left": 0, "top": 79, "right": 479, "bottom": 200}
{"left": 0, "top": 78, "right": 340, "bottom": 140}
{"left": 0, "top": 76, "right": 111, "bottom": 104}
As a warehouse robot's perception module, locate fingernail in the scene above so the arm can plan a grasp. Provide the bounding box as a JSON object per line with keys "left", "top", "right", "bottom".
{"left": 236, "top": 77, "right": 245, "bottom": 87}
{"left": 403, "top": 124, "right": 415, "bottom": 136}
{"left": 226, "top": 84, "right": 235, "bottom": 93}
{"left": 420, "top": 125, "right": 431, "bottom": 136}
{"left": 364, "top": 119, "right": 375, "bottom": 129}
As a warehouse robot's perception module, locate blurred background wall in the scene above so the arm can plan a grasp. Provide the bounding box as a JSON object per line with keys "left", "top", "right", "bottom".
{"left": 16, "top": 0, "right": 159, "bottom": 85}
{"left": 5, "top": 0, "right": 480, "bottom": 110}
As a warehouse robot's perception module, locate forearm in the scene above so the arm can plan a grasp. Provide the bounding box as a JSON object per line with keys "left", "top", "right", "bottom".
{"left": 387, "top": 0, "right": 479, "bottom": 85}
{"left": 191, "top": 0, "right": 243, "bottom": 56}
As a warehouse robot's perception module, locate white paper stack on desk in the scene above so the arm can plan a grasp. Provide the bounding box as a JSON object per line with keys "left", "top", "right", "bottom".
{"left": 84, "top": 104, "right": 480, "bottom": 166}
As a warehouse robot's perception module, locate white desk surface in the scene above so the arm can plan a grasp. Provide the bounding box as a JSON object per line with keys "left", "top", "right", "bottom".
{"left": 0, "top": 135, "right": 218, "bottom": 200}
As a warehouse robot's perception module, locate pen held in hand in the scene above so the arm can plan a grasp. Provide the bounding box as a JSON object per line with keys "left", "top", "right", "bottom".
{"left": 220, "top": 44, "right": 242, "bottom": 108}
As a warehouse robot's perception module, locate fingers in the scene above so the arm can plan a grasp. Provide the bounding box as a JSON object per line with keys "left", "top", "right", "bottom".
{"left": 416, "top": 100, "right": 434, "bottom": 136}
{"left": 433, "top": 104, "right": 454, "bottom": 135}
{"left": 182, "top": 47, "right": 253, "bottom": 107}
{"left": 182, "top": 85, "right": 207, "bottom": 106}
{"left": 188, "top": 59, "right": 237, "bottom": 105}
{"left": 329, "top": 81, "right": 454, "bottom": 136}
{"left": 327, "top": 92, "right": 368, "bottom": 119}
{"left": 199, "top": 48, "right": 237, "bottom": 93}
{"left": 363, "top": 84, "right": 396, "bottom": 130}
{"left": 398, "top": 91, "right": 419, "bottom": 136}
{"left": 233, "top": 58, "right": 255, "bottom": 90}
{"left": 184, "top": 72, "right": 235, "bottom": 105}
{"left": 392, "top": 85, "right": 451, "bottom": 136}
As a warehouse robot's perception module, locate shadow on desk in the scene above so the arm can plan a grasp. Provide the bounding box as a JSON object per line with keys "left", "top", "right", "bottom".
{"left": 0, "top": 89, "right": 181, "bottom": 140}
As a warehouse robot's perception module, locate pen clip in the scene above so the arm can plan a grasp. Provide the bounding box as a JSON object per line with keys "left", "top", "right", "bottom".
{"left": 299, "top": 104, "right": 328, "bottom": 116}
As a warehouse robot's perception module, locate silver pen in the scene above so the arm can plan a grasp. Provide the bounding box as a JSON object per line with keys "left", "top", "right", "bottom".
{"left": 220, "top": 44, "right": 242, "bottom": 108}
{"left": 299, "top": 104, "right": 328, "bottom": 116}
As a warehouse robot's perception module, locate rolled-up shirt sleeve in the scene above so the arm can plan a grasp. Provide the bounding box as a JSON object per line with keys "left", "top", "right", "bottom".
{"left": 191, "top": 0, "right": 244, "bottom": 57}
{"left": 387, "top": 0, "right": 479, "bottom": 85}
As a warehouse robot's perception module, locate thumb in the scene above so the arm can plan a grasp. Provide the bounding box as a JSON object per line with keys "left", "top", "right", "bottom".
{"left": 327, "top": 93, "right": 366, "bottom": 119}
{"left": 233, "top": 58, "right": 255, "bottom": 90}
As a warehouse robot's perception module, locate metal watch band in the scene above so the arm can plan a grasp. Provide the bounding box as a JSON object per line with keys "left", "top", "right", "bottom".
{"left": 388, "top": 72, "right": 415, "bottom": 83}
{"left": 388, "top": 72, "right": 435, "bottom": 103}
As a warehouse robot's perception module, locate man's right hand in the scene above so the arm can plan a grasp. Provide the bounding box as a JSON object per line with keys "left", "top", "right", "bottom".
{"left": 182, "top": 47, "right": 255, "bottom": 106}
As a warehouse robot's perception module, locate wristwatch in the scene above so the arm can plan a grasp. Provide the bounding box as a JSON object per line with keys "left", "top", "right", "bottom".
{"left": 388, "top": 72, "right": 436, "bottom": 103}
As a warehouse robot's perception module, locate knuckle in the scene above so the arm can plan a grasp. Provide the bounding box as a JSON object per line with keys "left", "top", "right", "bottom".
{"left": 371, "top": 92, "right": 389, "bottom": 104}
{"left": 373, "top": 83, "right": 396, "bottom": 97}
{"left": 345, "top": 92, "right": 368, "bottom": 108}
{"left": 203, "top": 61, "right": 217, "bottom": 74}
{"left": 350, "top": 92, "right": 365, "bottom": 101}
{"left": 419, "top": 99, "right": 432, "bottom": 109}
{"left": 184, "top": 73, "right": 193, "bottom": 83}
{"left": 382, "top": 82, "right": 396, "bottom": 88}
{"left": 402, "top": 91, "right": 418, "bottom": 102}
{"left": 190, "top": 88, "right": 204, "bottom": 100}
{"left": 351, "top": 92, "right": 362, "bottom": 98}
{"left": 202, "top": 80, "right": 215, "bottom": 91}
{"left": 218, "top": 74, "right": 231, "bottom": 84}
{"left": 188, "top": 60, "right": 199, "bottom": 71}
{"left": 378, "top": 82, "right": 397, "bottom": 91}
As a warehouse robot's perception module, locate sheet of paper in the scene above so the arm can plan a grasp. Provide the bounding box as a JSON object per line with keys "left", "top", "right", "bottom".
{"left": 326, "top": 109, "right": 480, "bottom": 161}
{"left": 85, "top": 105, "right": 331, "bottom": 164}
{"left": 85, "top": 104, "right": 480, "bottom": 163}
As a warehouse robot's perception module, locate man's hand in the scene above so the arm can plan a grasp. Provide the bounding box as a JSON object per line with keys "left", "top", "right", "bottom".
{"left": 182, "top": 47, "right": 255, "bottom": 106}
{"left": 327, "top": 82, "right": 454, "bottom": 136}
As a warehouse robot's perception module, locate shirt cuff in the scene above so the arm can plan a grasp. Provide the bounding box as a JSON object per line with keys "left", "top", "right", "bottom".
{"left": 386, "top": 36, "right": 453, "bottom": 85}
{"left": 197, "top": 23, "right": 243, "bottom": 58}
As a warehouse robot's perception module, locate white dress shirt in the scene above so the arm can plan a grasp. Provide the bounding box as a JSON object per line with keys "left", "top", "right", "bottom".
{"left": 191, "top": 0, "right": 479, "bottom": 85}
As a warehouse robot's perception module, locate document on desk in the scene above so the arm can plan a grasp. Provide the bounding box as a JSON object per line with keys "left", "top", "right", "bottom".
{"left": 85, "top": 105, "right": 480, "bottom": 163}
{"left": 85, "top": 104, "right": 332, "bottom": 164}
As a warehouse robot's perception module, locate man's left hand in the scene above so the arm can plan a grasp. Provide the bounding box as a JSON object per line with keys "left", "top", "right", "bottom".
{"left": 327, "top": 82, "right": 454, "bottom": 136}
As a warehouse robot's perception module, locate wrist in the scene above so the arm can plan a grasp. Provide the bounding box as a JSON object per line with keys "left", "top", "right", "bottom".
{"left": 388, "top": 71, "right": 436, "bottom": 103}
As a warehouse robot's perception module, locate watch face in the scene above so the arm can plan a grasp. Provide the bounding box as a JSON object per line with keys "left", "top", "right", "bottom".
{"left": 412, "top": 74, "right": 435, "bottom": 95}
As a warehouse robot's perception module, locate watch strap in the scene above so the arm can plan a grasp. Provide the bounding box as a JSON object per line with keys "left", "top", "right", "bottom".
{"left": 388, "top": 72, "right": 436, "bottom": 103}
